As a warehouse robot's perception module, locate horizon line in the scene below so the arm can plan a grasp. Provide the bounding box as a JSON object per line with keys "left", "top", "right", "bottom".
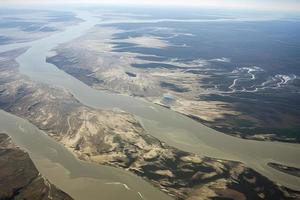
{"left": 1, "top": 1, "right": 300, "bottom": 12}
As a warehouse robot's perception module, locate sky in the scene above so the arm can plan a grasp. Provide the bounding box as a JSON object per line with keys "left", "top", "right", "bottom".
{"left": 1, "top": 0, "right": 300, "bottom": 12}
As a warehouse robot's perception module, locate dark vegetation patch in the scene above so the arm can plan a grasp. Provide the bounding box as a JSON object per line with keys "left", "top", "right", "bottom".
{"left": 268, "top": 163, "right": 300, "bottom": 178}
{"left": 197, "top": 88, "right": 300, "bottom": 143}
{"left": 132, "top": 63, "right": 179, "bottom": 69}
{"left": 160, "top": 81, "right": 189, "bottom": 93}
{"left": 136, "top": 55, "right": 167, "bottom": 62}
{"left": 46, "top": 55, "right": 103, "bottom": 86}
{"left": 228, "top": 169, "right": 294, "bottom": 200}
{"left": 125, "top": 72, "right": 136, "bottom": 77}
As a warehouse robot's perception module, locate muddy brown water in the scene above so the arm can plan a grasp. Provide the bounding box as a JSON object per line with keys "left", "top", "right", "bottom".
{"left": 0, "top": 10, "right": 299, "bottom": 200}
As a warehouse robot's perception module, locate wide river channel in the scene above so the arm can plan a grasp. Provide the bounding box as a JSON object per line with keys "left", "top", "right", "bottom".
{"left": 0, "top": 10, "right": 299, "bottom": 200}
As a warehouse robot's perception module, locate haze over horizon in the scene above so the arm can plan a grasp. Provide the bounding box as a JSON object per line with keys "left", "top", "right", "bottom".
{"left": 1, "top": 0, "right": 300, "bottom": 12}
{"left": 1, "top": 0, "right": 300, "bottom": 199}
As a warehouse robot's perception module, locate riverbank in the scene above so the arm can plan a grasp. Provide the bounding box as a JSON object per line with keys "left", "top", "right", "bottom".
{"left": 11, "top": 10, "right": 300, "bottom": 191}
{"left": 46, "top": 14, "right": 300, "bottom": 144}
{"left": 0, "top": 43, "right": 299, "bottom": 200}
{"left": 0, "top": 133, "right": 73, "bottom": 200}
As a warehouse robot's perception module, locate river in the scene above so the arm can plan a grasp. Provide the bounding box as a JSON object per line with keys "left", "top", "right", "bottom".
{"left": 0, "top": 9, "right": 300, "bottom": 200}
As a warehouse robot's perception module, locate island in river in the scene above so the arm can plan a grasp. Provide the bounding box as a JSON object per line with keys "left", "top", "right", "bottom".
{"left": 268, "top": 163, "right": 300, "bottom": 178}
{"left": 0, "top": 45, "right": 300, "bottom": 199}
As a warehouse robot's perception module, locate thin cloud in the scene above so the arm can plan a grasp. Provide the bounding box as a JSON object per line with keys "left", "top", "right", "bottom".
{"left": 1, "top": 0, "right": 300, "bottom": 12}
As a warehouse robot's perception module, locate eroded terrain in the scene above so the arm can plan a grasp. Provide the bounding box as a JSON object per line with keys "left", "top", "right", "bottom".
{"left": 46, "top": 17, "right": 300, "bottom": 143}
{"left": 0, "top": 133, "right": 73, "bottom": 200}
{"left": 1, "top": 46, "right": 299, "bottom": 199}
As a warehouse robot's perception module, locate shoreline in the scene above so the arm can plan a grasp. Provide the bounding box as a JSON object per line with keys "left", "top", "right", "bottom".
{"left": 0, "top": 8, "right": 299, "bottom": 198}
